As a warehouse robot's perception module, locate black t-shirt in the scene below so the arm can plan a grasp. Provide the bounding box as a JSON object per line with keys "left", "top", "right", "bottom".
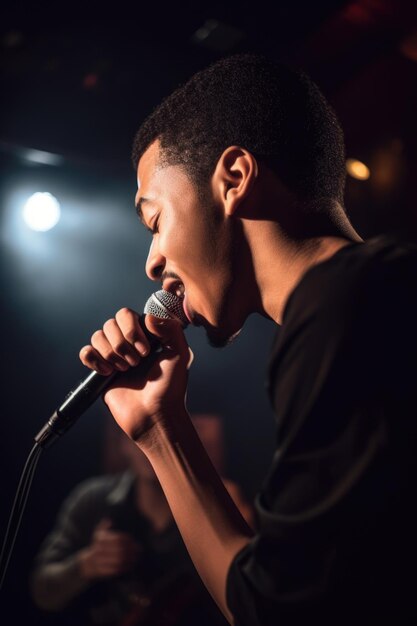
{"left": 227, "top": 235, "right": 417, "bottom": 625}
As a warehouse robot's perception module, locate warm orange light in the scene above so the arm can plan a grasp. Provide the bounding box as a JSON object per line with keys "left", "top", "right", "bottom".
{"left": 346, "top": 158, "right": 370, "bottom": 180}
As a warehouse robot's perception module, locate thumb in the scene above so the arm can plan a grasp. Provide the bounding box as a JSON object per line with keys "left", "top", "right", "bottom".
{"left": 145, "top": 314, "right": 189, "bottom": 358}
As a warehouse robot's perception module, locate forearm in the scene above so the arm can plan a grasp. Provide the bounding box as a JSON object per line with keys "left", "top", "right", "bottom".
{"left": 141, "top": 409, "right": 254, "bottom": 624}
{"left": 30, "top": 551, "right": 91, "bottom": 611}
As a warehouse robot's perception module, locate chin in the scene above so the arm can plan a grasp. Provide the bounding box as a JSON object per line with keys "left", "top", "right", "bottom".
{"left": 194, "top": 306, "right": 243, "bottom": 348}
{"left": 206, "top": 326, "right": 242, "bottom": 349}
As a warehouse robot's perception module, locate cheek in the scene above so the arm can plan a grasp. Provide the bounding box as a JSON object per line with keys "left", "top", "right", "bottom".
{"left": 161, "top": 219, "right": 211, "bottom": 270}
{"left": 159, "top": 207, "right": 229, "bottom": 289}
{"left": 159, "top": 228, "right": 189, "bottom": 265}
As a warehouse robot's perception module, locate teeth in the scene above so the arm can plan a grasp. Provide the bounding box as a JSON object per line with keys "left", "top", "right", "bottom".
{"left": 175, "top": 284, "right": 185, "bottom": 298}
{"left": 162, "top": 281, "right": 185, "bottom": 299}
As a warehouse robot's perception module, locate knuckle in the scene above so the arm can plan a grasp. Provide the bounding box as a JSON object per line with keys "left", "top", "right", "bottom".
{"left": 100, "top": 346, "right": 113, "bottom": 361}
{"left": 112, "top": 340, "right": 126, "bottom": 355}
{"left": 107, "top": 353, "right": 126, "bottom": 367}
{"left": 116, "top": 307, "right": 134, "bottom": 322}
{"left": 103, "top": 318, "right": 116, "bottom": 333}
{"left": 79, "top": 345, "right": 92, "bottom": 362}
{"left": 124, "top": 328, "right": 139, "bottom": 344}
{"left": 91, "top": 329, "right": 105, "bottom": 345}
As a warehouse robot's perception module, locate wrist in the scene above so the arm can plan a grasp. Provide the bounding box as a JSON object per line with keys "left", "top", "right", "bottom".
{"left": 136, "top": 406, "right": 192, "bottom": 455}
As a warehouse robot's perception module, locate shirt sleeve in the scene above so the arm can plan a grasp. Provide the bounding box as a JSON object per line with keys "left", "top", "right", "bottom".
{"left": 33, "top": 478, "right": 105, "bottom": 565}
{"left": 30, "top": 477, "right": 109, "bottom": 610}
{"left": 226, "top": 256, "right": 399, "bottom": 626}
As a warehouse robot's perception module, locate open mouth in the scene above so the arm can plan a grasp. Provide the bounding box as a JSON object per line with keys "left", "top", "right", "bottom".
{"left": 182, "top": 292, "right": 193, "bottom": 324}
{"left": 162, "top": 277, "right": 185, "bottom": 299}
{"left": 161, "top": 277, "right": 193, "bottom": 324}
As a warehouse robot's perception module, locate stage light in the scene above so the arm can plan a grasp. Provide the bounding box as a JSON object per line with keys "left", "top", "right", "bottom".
{"left": 346, "top": 158, "right": 370, "bottom": 181}
{"left": 22, "top": 192, "right": 61, "bottom": 231}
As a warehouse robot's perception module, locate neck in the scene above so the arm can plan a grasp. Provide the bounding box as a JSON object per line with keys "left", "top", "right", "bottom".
{"left": 243, "top": 203, "right": 363, "bottom": 325}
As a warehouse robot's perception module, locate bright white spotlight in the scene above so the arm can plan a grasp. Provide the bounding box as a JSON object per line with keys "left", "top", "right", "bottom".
{"left": 22, "top": 192, "right": 61, "bottom": 231}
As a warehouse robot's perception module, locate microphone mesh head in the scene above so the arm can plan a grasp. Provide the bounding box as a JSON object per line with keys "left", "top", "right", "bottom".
{"left": 144, "top": 290, "right": 188, "bottom": 328}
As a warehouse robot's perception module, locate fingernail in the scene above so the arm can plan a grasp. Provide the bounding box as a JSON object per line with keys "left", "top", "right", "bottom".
{"left": 135, "top": 342, "right": 149, "bottom": 356}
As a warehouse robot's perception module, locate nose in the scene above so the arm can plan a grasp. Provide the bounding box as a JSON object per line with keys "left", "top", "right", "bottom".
{"left": 145, "top": 238, "right": 165, "bottom": 281}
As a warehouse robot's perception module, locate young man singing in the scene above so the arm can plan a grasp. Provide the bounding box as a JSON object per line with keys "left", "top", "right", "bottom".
{"left": 79, "top": 54, "right": 417, "bottom": 625}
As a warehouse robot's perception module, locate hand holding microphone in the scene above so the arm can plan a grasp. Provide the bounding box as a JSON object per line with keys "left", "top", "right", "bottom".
{"left": 35, "top": 290, "right": 190, "bottom": 448}
{"left": 1, "top": 291, "right": 190, "bottom": 593}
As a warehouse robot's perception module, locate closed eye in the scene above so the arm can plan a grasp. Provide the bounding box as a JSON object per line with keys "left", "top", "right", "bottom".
{"left": 149, "top": 216, "right": 159, "bottom": 235}
{"left": 135, "top": 197, "right": 159, "bottom": 235}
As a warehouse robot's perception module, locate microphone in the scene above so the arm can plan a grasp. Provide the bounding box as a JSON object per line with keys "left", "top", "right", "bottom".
{"left": 34, "top": 290, "right": 188, "bottom": 449}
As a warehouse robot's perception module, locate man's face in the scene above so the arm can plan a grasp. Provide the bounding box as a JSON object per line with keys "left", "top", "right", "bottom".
{"left": 135, "top": 140, "right": 245, "bottom": 347}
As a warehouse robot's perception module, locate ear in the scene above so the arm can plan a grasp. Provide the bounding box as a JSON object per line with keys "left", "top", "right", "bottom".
{"left": 211, "top": 147, "right": 258, "bottom": 216}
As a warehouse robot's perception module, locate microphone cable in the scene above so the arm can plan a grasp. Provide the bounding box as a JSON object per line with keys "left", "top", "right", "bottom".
{"left": 0, "top": 442, "right": 43, "bottom": 590}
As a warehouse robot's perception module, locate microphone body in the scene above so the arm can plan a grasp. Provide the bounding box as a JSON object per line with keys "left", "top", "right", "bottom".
{"left": 35, "top": 291, "right": 188, "bottom": 449}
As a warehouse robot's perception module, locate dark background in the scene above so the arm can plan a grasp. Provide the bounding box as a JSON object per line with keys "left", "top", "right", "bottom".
{"left": 1, "top": 0, "right": 417, "bottom": 621}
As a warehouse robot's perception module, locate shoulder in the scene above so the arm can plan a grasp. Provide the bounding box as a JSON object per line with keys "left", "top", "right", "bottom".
{"left": 284, "top": 235, "right": 417, "bottom": 329}
{"left": 268, "top": 235, "right": 417, "bottom": 395}
{"left": 60, "top": 473, "right": 127, "bottom": 515}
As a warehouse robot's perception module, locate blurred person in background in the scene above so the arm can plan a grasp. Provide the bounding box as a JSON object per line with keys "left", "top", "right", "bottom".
{"left": 30, "top": 412, "right": 252, "bottom": 626}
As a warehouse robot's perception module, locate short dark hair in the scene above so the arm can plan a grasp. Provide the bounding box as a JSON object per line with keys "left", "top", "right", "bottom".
{"left": 132, "top": 54, "right": 346, "bottom": 203}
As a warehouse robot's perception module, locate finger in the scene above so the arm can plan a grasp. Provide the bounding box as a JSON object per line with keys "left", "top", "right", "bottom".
{"left": 90, "top": 329, "right": 130, "bottom": 371}
{"left": 79, "top": 345, "right": 114, "bottom": 375}
{"left": 98, "top": 531, "right": 136, "bottom": 547}
{"left": 101, "top": 559, "right": 134, "bottom": 576}
{"left": 95, "top": 541, "right": 139, "bottom": 562}
{"left": 115, "top": 307, "right": 150, "bottom": 356}
{"left": 92, "top": 518, "right": 114, "bottom": 543}
{"left": 144, "top": 315, "right": 189, "bottom": 359}
{"left": 103, "top": 317, "right": 142, "bottom": 366}
{"left": 96, "top": 559, "right": 128, "bottom": 577}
